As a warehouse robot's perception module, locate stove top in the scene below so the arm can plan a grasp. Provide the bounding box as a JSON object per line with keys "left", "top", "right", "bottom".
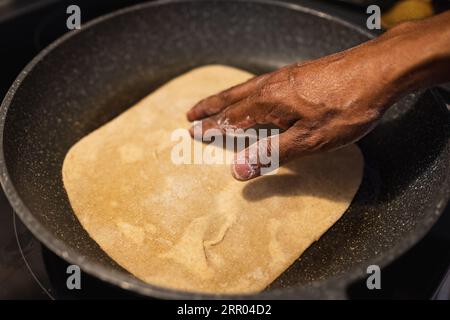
{"left": 0, "top": 0, "right": 449, "bottom": 300}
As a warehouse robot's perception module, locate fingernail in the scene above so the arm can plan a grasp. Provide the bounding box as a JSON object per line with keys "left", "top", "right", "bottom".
{"left": 231, "top": 162, "right": 259, "bottom": 181}
{"left": 189, "top": 121, "right": 202, "bottom": 139}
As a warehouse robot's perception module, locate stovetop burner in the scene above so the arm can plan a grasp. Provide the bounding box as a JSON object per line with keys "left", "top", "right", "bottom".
{"left": 1, "top": 0, "right": 449, "bottom": 300}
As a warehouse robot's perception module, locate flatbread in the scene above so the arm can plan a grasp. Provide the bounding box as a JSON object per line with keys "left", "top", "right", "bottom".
{"left": 62, "top": 65, "right": 364, "bottom": 294}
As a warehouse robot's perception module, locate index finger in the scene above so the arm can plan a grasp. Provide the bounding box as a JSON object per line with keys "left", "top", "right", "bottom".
{"left": 186, "top": 73, "right": 268, "bottom": 122}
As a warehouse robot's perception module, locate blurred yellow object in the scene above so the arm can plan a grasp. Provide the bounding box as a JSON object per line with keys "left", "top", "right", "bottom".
{"left": 382, "top": 0, "right": 434, "bottom": 29}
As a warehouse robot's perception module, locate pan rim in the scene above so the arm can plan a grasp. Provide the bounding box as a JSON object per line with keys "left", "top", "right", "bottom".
{"left": 0, "top": 0, "right": 448, "bottom": 299}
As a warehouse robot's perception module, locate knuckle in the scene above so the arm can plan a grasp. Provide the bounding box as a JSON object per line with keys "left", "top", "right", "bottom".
{"left": 255, "top": 83, "right": 276, "bottom": 102}
{"left": 217, "top": 90, "right": 231, "bottom": 103}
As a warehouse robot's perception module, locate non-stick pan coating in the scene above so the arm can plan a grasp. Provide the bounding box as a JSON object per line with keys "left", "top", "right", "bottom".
{"left": 1, "top": 0, "right": 449, "bottom": 299}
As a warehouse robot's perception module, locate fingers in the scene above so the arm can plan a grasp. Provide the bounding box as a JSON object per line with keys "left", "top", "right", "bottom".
{"left": 189, "top": 94, "right": 299, "bottom": 138}
{"left": 231, "top": 127, "right": 305, "bottom": 181}
{"left": 189, "top": 96, "right": 262, "bottom": 137}
{"left": 186, "top": 74, "right": 268, "bottom": 121}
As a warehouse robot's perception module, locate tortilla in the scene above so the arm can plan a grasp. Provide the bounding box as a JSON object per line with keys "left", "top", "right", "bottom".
{"left": 62, "top": 65, "right": 363, "bottom": 294}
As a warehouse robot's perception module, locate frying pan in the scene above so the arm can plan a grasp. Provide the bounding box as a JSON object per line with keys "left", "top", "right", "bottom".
{"left": 1, "top": 0, "right": 449, "bottom": 299}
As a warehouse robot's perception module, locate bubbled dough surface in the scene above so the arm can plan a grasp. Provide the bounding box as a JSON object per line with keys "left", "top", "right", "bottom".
{"left": 62, "top": 65, "right": 364, "bottom": 294}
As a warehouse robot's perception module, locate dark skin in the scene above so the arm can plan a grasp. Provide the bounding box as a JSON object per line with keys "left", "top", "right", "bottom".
{"left": 187, "top": 11, "right": 450, "bottom": 181}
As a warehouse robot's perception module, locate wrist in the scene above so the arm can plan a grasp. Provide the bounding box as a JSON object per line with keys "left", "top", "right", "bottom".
{"left": 374, "top": 15, "right": 450, "bottom": 101}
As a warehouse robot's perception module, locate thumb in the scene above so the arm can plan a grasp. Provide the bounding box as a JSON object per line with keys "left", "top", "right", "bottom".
{"left": 231, "top": 129, "right": 301, "bottom": 181}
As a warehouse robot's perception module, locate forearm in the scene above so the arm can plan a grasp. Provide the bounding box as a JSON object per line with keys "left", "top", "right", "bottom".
{"left": 372, "top": 11, "right": 450, "bottom": 106}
